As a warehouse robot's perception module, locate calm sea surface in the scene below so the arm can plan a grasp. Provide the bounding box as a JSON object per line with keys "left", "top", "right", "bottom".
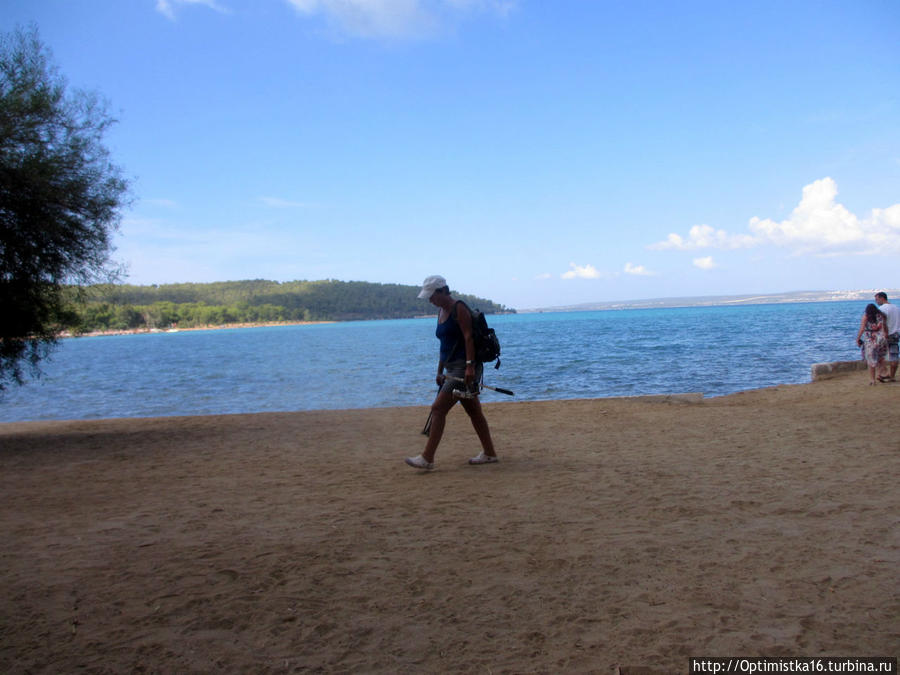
{"left": 0, "top": 301, "right": 865, "bottom": 422}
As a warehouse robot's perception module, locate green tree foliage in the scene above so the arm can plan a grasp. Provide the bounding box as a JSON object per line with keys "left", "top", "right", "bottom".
{"left": 68, "top": 279, "right": 514, "bottom": 332}
{"left": 0, "top": 26, "right": 129, "bottom": 389}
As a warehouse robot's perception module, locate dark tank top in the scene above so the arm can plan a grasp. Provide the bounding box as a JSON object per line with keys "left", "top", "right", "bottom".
{"left": 436, "top": 303, "right": 466, "bottom": 363}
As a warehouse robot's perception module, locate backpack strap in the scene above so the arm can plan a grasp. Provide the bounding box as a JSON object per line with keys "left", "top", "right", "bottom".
{"left": 450, "top": 299, "right": 467, "bottom": 320}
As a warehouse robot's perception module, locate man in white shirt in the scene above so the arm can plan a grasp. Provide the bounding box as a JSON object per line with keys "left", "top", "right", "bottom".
{"left": 874, "top": 292, "right": 899, "bottom": 381}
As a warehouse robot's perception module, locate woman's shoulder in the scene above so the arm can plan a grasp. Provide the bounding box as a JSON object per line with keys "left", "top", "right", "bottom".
{"left": 451, "top": 300, "right": 471, "bottom": 319}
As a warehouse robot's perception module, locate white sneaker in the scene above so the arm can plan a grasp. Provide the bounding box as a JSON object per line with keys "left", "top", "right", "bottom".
{"left": 468, "top": 452, "right": 499, "bottom": 465}
{"left": 405, "top": 455, "right": 434, "bottom": 470}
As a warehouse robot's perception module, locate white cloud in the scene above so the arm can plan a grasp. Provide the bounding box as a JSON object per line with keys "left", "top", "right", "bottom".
{"left": 141, "top": 198, "right": 179, "bottom": 208}
{"left": 285, "top": 0, "right": 517, "bottom": 39}
{"left": 868, "top": 204, "right": 900, "bottom": 249}
{"left": 649, "top": 177, "right": 900, "bottom": 256}
{"left": 747, "top": 177, "right": 900, "bottom": 254}
{"left": 115, "top": 218, "right": 324, "bottom": 283}
{"left": 156, "top": 0, "right": 230, "bottom": 20}
{"left": 649, "top": 224, "right": 756, "bottom": 251}
{"left": 286, "top": 0, "right": 435, "bottom": 39}
{"left": 623, "top": 262, "right": 653, "bottom": 276}
{"left": 260, "top": 196, "right": 312, "bottom": 208}
{"left": 444, "top": 0, "right": 516, "bottom": 13}
{"left": 562, "top": 262, "right": 603, "bottom": 280}
{"left": 693, "top": 256, "right": 717, "bottom": 270}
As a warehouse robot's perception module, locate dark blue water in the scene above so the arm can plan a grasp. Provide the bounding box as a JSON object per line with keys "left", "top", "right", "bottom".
{"left": 0, "top": 302, "right": 864, "bottom": 422}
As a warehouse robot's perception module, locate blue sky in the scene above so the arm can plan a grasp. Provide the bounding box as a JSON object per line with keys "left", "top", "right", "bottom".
{"left": 4, "top": 1, "right": 899, "bottom": 309}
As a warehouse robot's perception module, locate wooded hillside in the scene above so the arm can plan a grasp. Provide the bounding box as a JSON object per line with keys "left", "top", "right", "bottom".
{"left": 65, "top": 280, "right": 514, "bottom": 332}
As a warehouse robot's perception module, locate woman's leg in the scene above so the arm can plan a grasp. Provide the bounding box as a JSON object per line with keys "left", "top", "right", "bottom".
{"left": 459, "top": 397, "right": 496, "bottom": 456}
{"left": 422, "top": 390, "right": 456, "bottom": 462}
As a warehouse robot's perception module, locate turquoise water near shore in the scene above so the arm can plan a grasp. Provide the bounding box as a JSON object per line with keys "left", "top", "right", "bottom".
{"left": 0, "top": 301, "right": 865, "bottom": 422}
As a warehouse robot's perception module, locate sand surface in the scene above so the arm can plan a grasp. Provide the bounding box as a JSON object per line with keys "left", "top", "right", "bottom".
{"left": 1, "top": 373, "right": 898, "bottom": 673}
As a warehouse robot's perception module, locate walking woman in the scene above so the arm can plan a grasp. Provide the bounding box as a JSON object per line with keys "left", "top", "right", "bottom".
{"left": 405, "top": 276, "right": 498, "bottom": 470}
{"left": 856, "top": 303, "right": 889, "bottom": 386}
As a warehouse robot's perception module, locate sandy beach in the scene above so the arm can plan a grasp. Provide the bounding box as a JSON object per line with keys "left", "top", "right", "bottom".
{"left": 62, "top": 320, "right": 335, "bottom": 339}
{"left": 1, "top": 371, "right": 897, "bottom": 673}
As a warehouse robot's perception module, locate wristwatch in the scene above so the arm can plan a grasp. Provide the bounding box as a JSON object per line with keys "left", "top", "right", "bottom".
{"left": 466, "top": 360, "right": 474, "bottom": 365}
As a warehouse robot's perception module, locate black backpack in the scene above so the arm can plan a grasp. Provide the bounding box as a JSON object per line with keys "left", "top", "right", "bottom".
{"left": 455, "top": 301, "right": 501, "bottom": 369}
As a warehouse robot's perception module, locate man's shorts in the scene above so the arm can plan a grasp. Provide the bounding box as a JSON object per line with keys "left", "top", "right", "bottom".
{"left": 888, "top": 333, "right": 899, "bottom": 362}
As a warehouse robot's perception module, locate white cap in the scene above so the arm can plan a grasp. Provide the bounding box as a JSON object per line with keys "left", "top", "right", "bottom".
{"left": 417, "top": 275, "right": 447, "bottom": 299}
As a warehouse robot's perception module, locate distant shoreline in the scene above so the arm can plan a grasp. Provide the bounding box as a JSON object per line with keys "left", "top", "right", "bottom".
{"left": 522, "top": 288, "right": 900, "bottom": 313}
{"left": 60, "top": 320, "right": 335, "bottom": 338}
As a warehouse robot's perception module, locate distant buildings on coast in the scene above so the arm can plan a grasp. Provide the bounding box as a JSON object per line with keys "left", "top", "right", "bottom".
{"left": 524, "top": 289, "right": 900, "bottom": 313}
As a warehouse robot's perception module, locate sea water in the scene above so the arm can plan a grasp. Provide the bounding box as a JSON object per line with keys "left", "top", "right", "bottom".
{"left": 0, "top": 301, "right": 865, "bottom": 422}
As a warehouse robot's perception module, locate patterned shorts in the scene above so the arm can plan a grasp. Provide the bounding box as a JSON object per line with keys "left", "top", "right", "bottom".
{"left": 888, "top": 333, "right": 899, "bottom": 362}
{"left": 440, "top": 360, "right": 483, "bottom": 396}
